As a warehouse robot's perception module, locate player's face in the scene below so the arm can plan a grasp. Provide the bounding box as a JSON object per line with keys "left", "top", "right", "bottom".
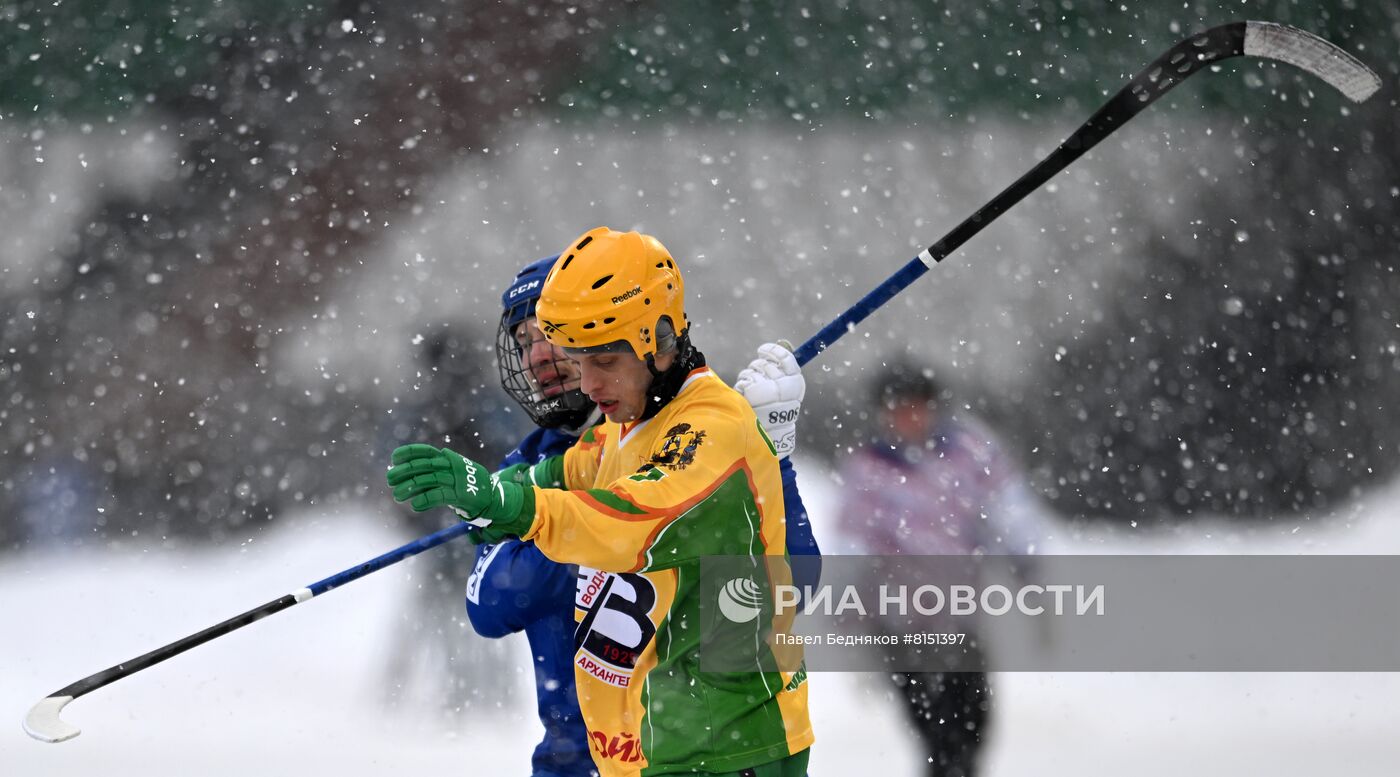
{"left": 573, "top": 348, "right": 675, "bottom": 424}
{"left": 884, "top": 396, "right": 935, "bottom": 444}
{"left": 514, "top": 318, "right": 581, "bottom": 398}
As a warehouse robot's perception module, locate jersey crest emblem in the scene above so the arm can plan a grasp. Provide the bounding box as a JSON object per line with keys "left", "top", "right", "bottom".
{"left": 652, "top": 423, "right": 706, "bottom": 470}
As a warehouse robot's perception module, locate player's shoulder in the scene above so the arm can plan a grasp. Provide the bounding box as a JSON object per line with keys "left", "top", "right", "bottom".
{"left": 670, "top": 368, "right": 754, "bottom": 434}
{"left": 575, "top": 421, "right": 611, "bottom": 449}
{"left": 508, "top": 426, "right": 577, "bottom": 464}
{"left": 679, "top": 367, "right": 752, "bottom": 412}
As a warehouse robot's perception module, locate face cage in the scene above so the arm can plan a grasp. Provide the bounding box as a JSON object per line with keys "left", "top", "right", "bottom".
{"left": 495, "top": 312, "right": 596, "bottom": 430}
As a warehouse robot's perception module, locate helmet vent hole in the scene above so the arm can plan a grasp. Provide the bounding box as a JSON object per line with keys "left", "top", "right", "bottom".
{"left": 603, "top": 317, "right": 616, "bottom": 324}
{"left": 590, "top": 274, "right": 614, "bottom": 289}
{"left": 644, "top": 298, "right": 651, "bottom": 305}
{"left": 576, "top": 235, "right": 594, "bottom": 250}
{"left": 582, "top": 322, "right": 596, "bottom": 330}
{"left": 560, "top": 254, "right": 574, "bottom": 270}
{"left": 655, "top": 262, "right": 664, "bottom": 268}
{"left": 665, "top": 259, "right": 674, "bottom": 269}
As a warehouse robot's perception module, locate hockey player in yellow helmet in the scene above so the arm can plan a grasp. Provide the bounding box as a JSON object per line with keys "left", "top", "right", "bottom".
{"left": 388, "top": 226, "right": 815, "bottom": 776}
{"left": 534, "top": 227, "right": 694, "bottom": 423}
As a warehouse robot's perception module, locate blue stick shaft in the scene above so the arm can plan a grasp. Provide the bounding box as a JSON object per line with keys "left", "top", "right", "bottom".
{"left": 793, "top": 257, "right": 929, "bottom": 367}
{"left": 40, "top": 520, "right": 479, "bottom": 706}
{"left": 306, "top": 520, "right": 476, "bottom": 596}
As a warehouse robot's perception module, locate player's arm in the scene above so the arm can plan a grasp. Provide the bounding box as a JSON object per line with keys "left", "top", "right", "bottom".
{"left": 779, "top": 457, "right": 822, "bottom": 591}
{"left": 464, "top": 538, "right": 576, "bottom": 638}
{"left": 494, "top": 424, "right": 603, "bottom": 493}
{"left": 386, "top": 415, "right": 769, "bottom": 574}
{"left": 734, "top": 341, "right": 822, "bottom": 587}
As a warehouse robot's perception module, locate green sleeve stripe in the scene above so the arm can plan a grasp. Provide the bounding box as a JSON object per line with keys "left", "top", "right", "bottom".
{"left": 754, "top": 418, "right": 777, "bottom": 456}
{"left": 583, "top": 488, "right": 650, "bottom": 515}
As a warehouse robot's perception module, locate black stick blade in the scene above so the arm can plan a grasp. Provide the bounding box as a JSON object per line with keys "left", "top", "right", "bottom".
{"left": 22, "top": 593, "right": 300, "bottom": 743}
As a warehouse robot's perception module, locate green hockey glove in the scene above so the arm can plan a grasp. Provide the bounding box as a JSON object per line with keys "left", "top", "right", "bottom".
{"left": 465, "top": 459, "right": 564, "bottom": 544}
{"left": 386, "top": 444, "right": 535, "bottom": 537}
{"left": 495, "top": 462, "right": 533, "bottom": 487}
{"left": 496, "top": 456, "right": 567, "bottom": 489}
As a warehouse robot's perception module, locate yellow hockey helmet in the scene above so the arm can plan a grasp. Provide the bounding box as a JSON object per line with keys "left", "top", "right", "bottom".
{"left": 537, "top": 227, "right": 688, "bottom": 361}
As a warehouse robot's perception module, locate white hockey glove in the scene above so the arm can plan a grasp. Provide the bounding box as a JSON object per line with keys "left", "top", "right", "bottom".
{"left": 734, "top": 341, "right": 804, "bottom": 459}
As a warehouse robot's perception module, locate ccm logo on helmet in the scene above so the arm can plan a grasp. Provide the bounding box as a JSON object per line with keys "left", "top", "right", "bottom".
{"left": 611, "top": 286, "right": 642, "bottom": 305}
{"left": 768, "top": 408, "right": 799, "bottom": 424}
{"left": 508, "top": 279, "right": 541, "bottom": 299}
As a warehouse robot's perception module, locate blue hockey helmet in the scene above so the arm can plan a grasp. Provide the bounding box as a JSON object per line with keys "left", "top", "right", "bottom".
{"left": 496, "top": 254, "right": 597, "bottom": 430}
{"left": 501, "top": 254, "right": 557, "bottom": 330}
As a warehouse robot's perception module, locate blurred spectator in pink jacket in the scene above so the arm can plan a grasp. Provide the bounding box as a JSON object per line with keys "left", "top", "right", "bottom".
{"left": 837, "top": 359, "right": 1049, "bottom": 777}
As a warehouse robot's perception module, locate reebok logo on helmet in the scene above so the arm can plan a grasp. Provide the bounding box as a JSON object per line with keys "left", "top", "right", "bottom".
{"left": 611, "top": 286, "right": 642, "bottom": 305}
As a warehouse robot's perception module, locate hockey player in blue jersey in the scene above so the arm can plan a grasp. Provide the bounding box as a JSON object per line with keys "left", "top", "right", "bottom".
{"left": 465, "top": 254, "right": 821, "bottom": 777}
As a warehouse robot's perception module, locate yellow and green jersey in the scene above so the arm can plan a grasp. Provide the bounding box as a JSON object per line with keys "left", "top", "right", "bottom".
{"left": 522, "top": 366, "right": 813, "bottom": 777}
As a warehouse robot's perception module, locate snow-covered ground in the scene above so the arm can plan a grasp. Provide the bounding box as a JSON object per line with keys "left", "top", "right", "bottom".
{"left": 5, "top": 462, "right": 1400, "bottom": 776}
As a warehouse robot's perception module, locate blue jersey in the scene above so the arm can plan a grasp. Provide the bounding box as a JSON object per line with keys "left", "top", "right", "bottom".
{"left": 466, "top": 426, "right": 820, "bottom": 777}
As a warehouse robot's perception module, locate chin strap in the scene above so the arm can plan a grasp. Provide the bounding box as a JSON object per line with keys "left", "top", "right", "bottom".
{"left": 640, "top": 334, "right": 705, "bottom": 422}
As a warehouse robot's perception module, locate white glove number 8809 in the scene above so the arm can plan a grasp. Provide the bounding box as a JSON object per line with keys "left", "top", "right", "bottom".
{"left": 734, "top": 342, "right": 804, "bottom": 459}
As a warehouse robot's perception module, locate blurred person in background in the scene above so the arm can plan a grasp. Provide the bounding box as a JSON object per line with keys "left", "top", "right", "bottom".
{"left": 461, "top": 246, "right": 821, "bottom": 776}
{"left": 378, "top": 325, "right": 518, "bottom": 713}
{"left": 837, "top": 360, "right": 1048, "bottom": 777}
{"left": 17, "top": 454, "right": 99, "bottom": 549}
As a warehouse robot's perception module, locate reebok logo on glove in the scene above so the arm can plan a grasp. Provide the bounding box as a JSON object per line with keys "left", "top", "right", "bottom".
{"left": 386, "top": 444, "right": 534, "bottom": 538}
